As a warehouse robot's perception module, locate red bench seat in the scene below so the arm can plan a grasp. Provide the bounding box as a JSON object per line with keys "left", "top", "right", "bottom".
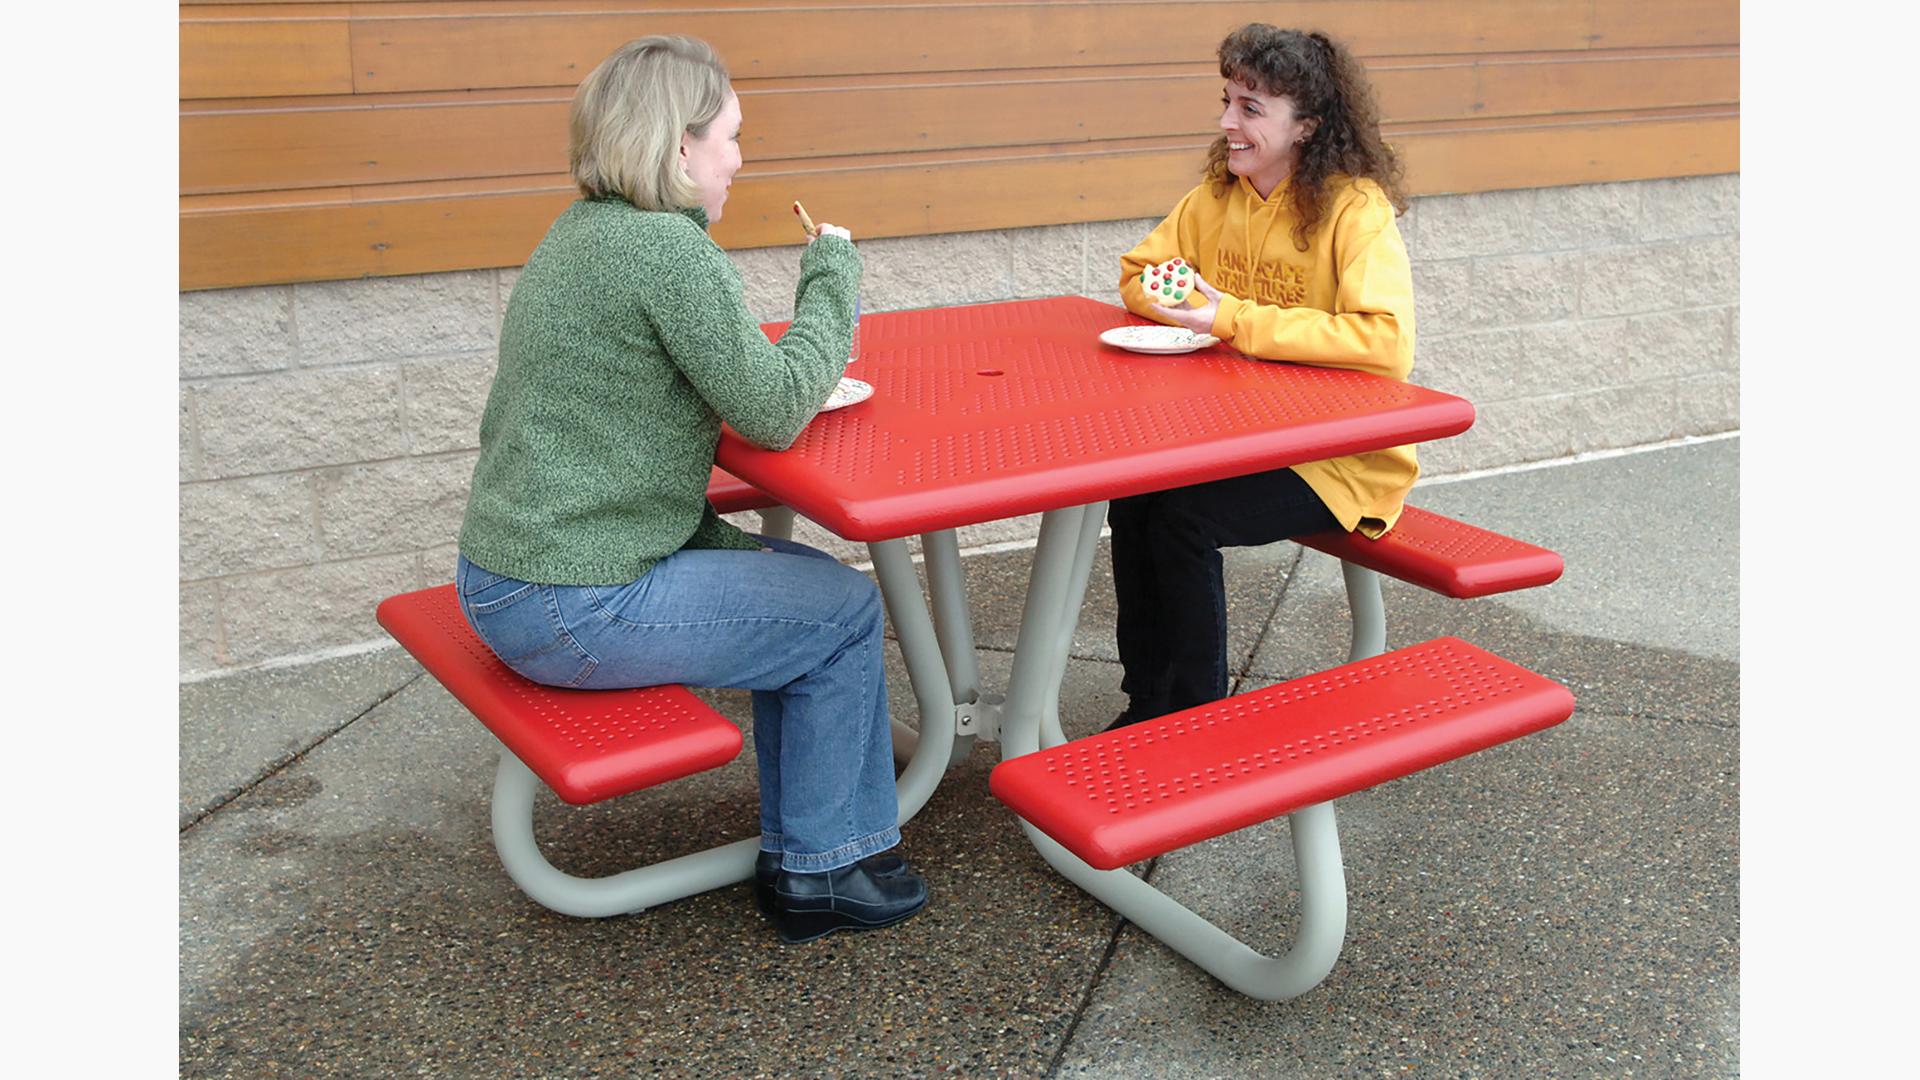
{"left": 1296, "top": 506, "right": 1564, "bottom": 598}
{"left": 706, "top": 466, "right": 780, "bottom": 515}
{"left": 990, "top": 637, "right": 1574, "bottom": 870}
{"left": 375, "top": 585, "right": 742, "bottom": 806}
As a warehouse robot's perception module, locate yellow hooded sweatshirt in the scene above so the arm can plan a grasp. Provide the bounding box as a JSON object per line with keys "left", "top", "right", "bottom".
{"left": 1118, "top": 172, "right": 1417, "bottom": 537}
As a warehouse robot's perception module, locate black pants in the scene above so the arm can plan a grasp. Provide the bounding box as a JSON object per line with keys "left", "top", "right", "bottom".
{"left": 1108, "top": 465, "right": 1340, "bottom": 722}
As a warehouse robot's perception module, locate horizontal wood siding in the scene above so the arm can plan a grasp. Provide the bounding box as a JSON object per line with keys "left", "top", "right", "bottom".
{"left": 180, "top": 4, "right": 355, "bottom": 99}
{"left": 180, "top": 1, "right": 1741, "bottom": 289}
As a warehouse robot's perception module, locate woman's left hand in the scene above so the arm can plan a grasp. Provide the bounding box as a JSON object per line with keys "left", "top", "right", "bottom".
{"left": 1152, "top": 271, "right": 1226, "bottom": 335}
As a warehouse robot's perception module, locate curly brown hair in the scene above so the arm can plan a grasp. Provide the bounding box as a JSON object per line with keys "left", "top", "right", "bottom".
{"left": 1203, "top": 25, "right": 1407, "bottom": 250}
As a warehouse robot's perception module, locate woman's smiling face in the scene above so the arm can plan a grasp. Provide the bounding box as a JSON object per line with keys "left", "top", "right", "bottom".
{"left": 1218, "top": 79, "right": 1318, "bottom": 196}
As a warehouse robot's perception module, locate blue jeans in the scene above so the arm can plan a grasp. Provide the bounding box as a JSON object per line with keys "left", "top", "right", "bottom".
{"left": 455, "top": 538, "right": 900, "bottom": 873}
{"left": 1109, "top": 465, "right": 1340, "bottom": 719}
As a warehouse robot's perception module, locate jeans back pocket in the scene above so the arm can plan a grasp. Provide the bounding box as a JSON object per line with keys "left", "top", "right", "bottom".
{"left": 455, "top": 555, "right": 598, "bottom": 686}
{"left": 458, "top": 555, "right": 537, "bottom": 614}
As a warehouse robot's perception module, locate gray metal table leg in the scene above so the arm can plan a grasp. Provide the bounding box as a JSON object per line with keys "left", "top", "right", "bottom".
{"left": 868, "top": 539, "right": 961, "bottom": 806}
{"left": 1039, "top": 501, "right": 1107, "bottom": 749}
{"left": 921, "top": 529, "right": 981, "bottom": 765}
{"left": 757, "top": 505, "right": 796, "bottom": 541}
{"left": 1000, "top": 506, "right": 1092, "bottom": 747}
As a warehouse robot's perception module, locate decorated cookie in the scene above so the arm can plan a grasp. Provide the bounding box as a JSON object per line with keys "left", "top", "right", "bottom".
{"left": 1138, "top": 258, "right": 1196, "bottom": 306}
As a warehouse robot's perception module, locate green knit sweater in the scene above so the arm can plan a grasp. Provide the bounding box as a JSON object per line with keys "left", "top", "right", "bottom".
{"left": 458, "top": 198, "right": 860, "bottom": 585}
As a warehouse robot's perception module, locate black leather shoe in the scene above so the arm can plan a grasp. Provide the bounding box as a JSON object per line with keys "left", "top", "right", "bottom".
{"left": 753, "top": 850, "right": 909, "bottom": 918}
{"left": 773, "top": 860, "right": 928, "bottom": 944}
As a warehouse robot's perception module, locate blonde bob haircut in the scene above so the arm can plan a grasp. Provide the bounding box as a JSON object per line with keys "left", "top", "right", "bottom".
{"left": 569, "top": 35, "right": 731, "bottom": 210}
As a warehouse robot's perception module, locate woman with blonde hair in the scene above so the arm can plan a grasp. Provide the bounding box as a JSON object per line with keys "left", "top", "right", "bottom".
{"left": 1108, "top": 25, "right": 1418, "bottom": 729}
{"left": 455, "top": 35, "right": 927, "bottom": 943}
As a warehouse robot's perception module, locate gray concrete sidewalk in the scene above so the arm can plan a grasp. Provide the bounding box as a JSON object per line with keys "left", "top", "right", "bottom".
{"left": 180, "top": 437, "right": 1739, "bottom": 1078}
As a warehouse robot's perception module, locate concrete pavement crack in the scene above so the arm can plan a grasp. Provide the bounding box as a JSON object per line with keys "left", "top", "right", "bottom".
{"left": 178, "top": 670, "right": 426, "bottom": 835}
{"left": 1044, "top": 861, "right": 1156, "bottom": 1077}
{"left": 1589, "top": 708, "right": 1737, "bottom": 732}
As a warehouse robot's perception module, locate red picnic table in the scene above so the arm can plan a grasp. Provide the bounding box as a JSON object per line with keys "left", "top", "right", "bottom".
{"left": 379, "top": 294, "right": 1573, "bottom": 998}
{"left": 717, "top": 295, "right": 1483, "bottom": 997}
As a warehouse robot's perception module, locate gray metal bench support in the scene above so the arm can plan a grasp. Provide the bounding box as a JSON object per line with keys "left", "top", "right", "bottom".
{"left": 1341, "top": 561, "right": 1386, "bottom": 662}
{"left": 979, "top": 504, "right": 1350, "bottom": 1000}
{"left": 485, "top": 532, "right": 955, "bottom": 918}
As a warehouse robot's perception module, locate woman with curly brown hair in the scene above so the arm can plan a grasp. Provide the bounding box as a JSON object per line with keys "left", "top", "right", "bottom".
{"left": 1107, "top": 25, "right": 1418, "bottom": 730}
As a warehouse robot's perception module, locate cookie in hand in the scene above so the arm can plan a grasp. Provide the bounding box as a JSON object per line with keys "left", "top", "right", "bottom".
{"left": 1138, "top": 258, "right": 1196, "bottom": 306}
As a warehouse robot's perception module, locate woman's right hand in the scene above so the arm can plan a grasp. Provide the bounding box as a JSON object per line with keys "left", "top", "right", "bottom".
{"left": 809, "top": 223, "right": 852, "bottom": 243}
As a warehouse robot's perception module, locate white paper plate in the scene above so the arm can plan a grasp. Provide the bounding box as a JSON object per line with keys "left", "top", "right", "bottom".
{"left": 1098, "top": 325, "right": 1220, "bottom": 354}
{"left": 819, "top": 376, "right": 873, "bottom": 412}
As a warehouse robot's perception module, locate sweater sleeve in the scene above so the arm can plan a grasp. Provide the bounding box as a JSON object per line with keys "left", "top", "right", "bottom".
{"left": 1208, "top": 195, "right": 1416, "bottom": 381}
{"left": 648, "top": 221, "right": 861, "bottom": 451}
{"left": 1117, "top": 187, "right": 1206, "bottom": 324}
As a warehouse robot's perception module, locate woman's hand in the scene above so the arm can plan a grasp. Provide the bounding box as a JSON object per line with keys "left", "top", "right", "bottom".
{"left": 808, "top": 222, "right": 852, "bottom": 243}
{"left": 1151, "top": 270, "right": 1225, "bottom": 335}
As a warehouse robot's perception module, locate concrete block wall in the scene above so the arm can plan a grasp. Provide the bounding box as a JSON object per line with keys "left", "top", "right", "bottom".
{"left": 178, "top": 174, "right": 1738, "bottom": 677}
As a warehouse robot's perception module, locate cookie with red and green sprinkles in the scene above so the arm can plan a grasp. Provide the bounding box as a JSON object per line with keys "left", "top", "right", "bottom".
{"left": 1139, "top": 258, "right": 1196, "bottom": 305}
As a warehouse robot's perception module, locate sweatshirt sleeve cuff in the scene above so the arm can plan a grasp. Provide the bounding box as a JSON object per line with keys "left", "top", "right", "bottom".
{"left": 1210, "top": 294, "right": 1243, "bottom": 341}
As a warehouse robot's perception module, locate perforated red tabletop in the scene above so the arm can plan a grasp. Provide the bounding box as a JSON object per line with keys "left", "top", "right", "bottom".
{"left": 716, "top": 297, "right": 1474, "bottom": 541}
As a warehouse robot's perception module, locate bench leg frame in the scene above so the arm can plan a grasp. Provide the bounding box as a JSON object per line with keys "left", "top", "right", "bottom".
{"left": 478, "top": 511, "right": 1386, "bottom": 926}
{"left": 491, "top": 754, "right": 765, "bottom": 918}
{"left": 485, "top": 538, "right": 958, "bottom": 917}
{"left": 1015, "top": 806, "right": 1348, "bottom": 1001}
{"left": 1341, "top": 561, "right": 1385, "bottom": 662}
{"left": 864, "top": 504, "right": 1394, "bottom": 996}
{"left": 993, "top": 504, "right": 1353, "bottom": 1000}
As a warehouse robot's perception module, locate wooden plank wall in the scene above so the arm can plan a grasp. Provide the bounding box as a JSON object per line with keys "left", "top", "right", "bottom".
{"left": 180, "top": 1, "right": 1739, "bottom": 290}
